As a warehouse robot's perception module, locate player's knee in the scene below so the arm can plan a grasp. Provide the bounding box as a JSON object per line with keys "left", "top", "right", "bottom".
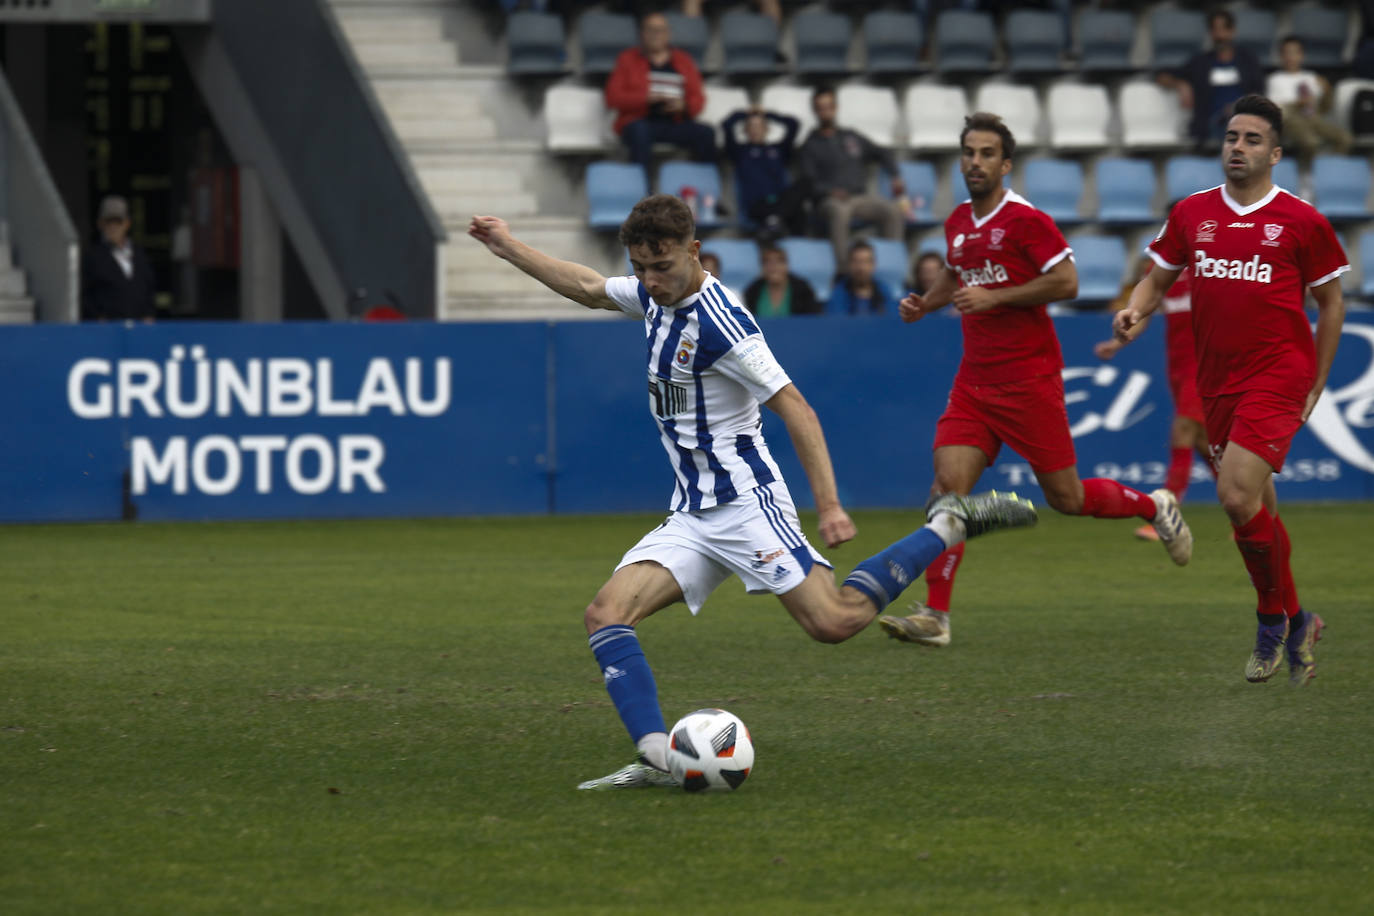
{"left": 1217, "top": 483, "right": 1259, "bottom": 524}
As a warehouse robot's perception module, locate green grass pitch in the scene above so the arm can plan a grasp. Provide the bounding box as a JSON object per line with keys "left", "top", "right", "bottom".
{"left": 3, "top": 504, "right": 1373, "bottom": 914}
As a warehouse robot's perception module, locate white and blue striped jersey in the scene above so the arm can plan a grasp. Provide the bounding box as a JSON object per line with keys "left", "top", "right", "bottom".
{"left": 605, "top": 272, "right": 792, "bottom": 512}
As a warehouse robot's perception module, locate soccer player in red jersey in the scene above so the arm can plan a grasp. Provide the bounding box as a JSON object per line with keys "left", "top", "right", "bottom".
{"left": 1114, "top": 94, "right": 1348, "bottom": 684}
{"left": 878, "top": 113, "right": 1194, "bottom": 649}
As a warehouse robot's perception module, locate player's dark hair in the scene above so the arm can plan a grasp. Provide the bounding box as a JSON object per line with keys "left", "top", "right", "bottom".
{"left": 960, "top": 111, "right": 1016, "bottom": 160}
{"left": 1232, "top": 93, "right": 1284, "bottom": 140}
{"left": 1206, "top": 7, "right": 1234, "bottom": 30}
{"left": 619, "top": 194, "right": 695, "bottom": 254}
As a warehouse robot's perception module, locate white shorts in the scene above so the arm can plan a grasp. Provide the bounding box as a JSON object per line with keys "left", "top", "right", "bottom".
{"left": 615, "top": 481, "right": 831, "bottom": 615}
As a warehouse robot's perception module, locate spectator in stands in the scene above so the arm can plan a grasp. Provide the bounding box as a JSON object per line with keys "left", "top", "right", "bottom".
{"left": 798, "top": 87, "right": 905, "bottom": 274}
{"left": 81, "top": 195, "right": 156, "bottom": 322}
{"left": 1266, "top": 36, "right": 1353, "bottom": 169}
{"left": 605, "top": 12, "right": 715, "bottom": 178}
{"left": 723, "top": 105, "right": 805, "bottom": 240}
{"left": 909, "top": 251, "right": 946, "bottom": 297}
{"left": 826, "top": 240, "right": 895, "bottom": 316}
{"left": 743, "top": 245, "right": 821, "bottom": 317}
{"left": 681, "top": 1, "right": 780, "bottom": 24}
{"left": 699, "top": 250, "right": 721, "bottom": 278}
{"left": 1157, "top": 8, "right": 1264, "bottom": 148}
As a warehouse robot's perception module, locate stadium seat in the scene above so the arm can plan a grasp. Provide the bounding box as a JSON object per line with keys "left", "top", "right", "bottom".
{"left": 1023, "top": 158, "right": 1084, "bottom": 225}
{"left": 1094, "top": 157, "right": 1157, "bottom": 225}
{"left": 506, "top": 11, "right": 567, "bottom": 76}
{"left": 836, "top": 84, "right": 899, "bottom": 149}
{"left": 1005, "top": 9, "right": 1065, "bottom": 74}
{"left": 877, "top": 161, "right": 938, "bottom": 227}
{"left": 1045, "top": 83, "right": 1111, "bottom": 150}
{"left": 1289, "top": 3, "right": 1348, "bottom": 69}
{"left": 759, "top": 84, "right": 817, "bottom": 143}
{"left": 1232, "top": 5, "right": 1278, "bottom": 67}
{"left": 1164, "top": 154, "right": 1221, "bottom": 202}
{"left": 777, "top": 237, "right": 836, "bottom": 301}
{"left": 721, "top": 11, "right": 781, "bottom": 75}
{"left": 544, "top": 84, "right": 611, "bottom": 153}
{"left": 664, "top": 13, "right": 709, "bottom": 70}
{"left": 793, "top": 10, "right": 852, "bottom": 76}
{"left": 578, "top": 11, "right": 636, "bottom": 77}
{"left": 1078, "top": 10, "right": 1136, "bottom": 74}
{"left": 867, "top": 237, "right": 908, "bottom": 296}
{"left": 699, "top": 84, "right": 751, "bottom": 147}
{"left": 658, "top": 161, "right": 725, "bottom": 229}
{"left": 905, "top": 83, "right": 967, "bottom": 152}
{"left": 973, "top": 83, "right": 1042, "bottom": 149}
{"left": 1334, "top": 77, "right": 1374, "bottom": 141}
{"left": 1119, "top": 80, "right": 1187, "bottom": 149}
{"left": 1149, "top": 8, "right": 1205, "bottom": 71}
{"left": 586, "top": 161, "right": 647, "bottom": 229}
{"left": 1272, "top": 157, "right": 1300, "bottom": 195}
{"left": 863, "top": 11, "right": 923, "bottom": 75}
{"left": 1067, "top": 234, "right": 1128, "bottom": 305}
{"left": 1312, "top": 155, "right": 1373, "bottom": 221}
{"left": 1360, "top": 230, "right": 1374, "bottom": 298}
{"left": 933, "top": 9, "right": 996, "bottom": 73}
{"left": 699, "top": 238, "right": 759, "bottom": 293}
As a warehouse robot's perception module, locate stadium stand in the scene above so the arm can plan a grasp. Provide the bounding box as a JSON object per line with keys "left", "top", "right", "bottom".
{"left": 1024, "top": 158, "right": 1084, "bottom": 225}
{"left": 863, "top": 10, "right": 923, "bottom": 75}
{"left": 1273, "top": 157, "right": 1300, "bottom": 194}
{"left": 1077, "top": 10, "right": 1136, "bottom": 74}
{"left": 1165, "top": 154, "right": 1221, "bottom": 202}
{"left": 664, "top": 13, "right": 709, "bottom": 71}
{"left": 1094, "top": 157, "right": 1157, "bottom": 225}
{"left": 1334, "top": 78, "right": 1374, "bottom": 144}
{"left": 1361, "top": 231, "right": 1374, "bottom": 298}
{"left": 1005, "top": 9, "right": 1067, "bottom": 74}
{"left": 506, "top": 11, "right": 567, "bottom": 75}
{"left": 777, "top": 237, "right": 835, "bottom": 301}
{"left": 658, "top": 161, "right": 725, "bottom": 228}
{"left": 1068, "top": 234, "right": 1128, "bottom": 305}
{"left": 1046, "top": 82, "right": 1111, "bottom": 150}
{"left": 700, "top": 237, "right": 759, "bottom": 293}
{"left": 904, "top": 83, "right": 966, "bottom": 152}
{"left": 836, "top": 83, "right": 899, "bottom": 149}
{"left": 1149, "top": 8, "right": 1206, "bottom": 71}
{"left": 933, "top": 9, "right": 997, "bottom": 73}
{"left": 758, "top": 83, "right": 817, "bottom": 142}
{"left": 878, "top": 161, "right": 938, "bottom": 226}
{"left": 577, "top": 11, "right": 635, "bottom": 77}
{"left": 1311, "top": 154, "right": 1373, "bottom": 221}
{"left": 587, "top": 161, "right": 646, "bottom": 229}
{"left": 793, "top": 10, "right": 852, "bottom": 76}
{"left": 544, "top": 83, "right": 609, "bottom": 153}
{"left": 721, "top": 11, "right": 781, "bottom": 75}
{"left": 974, "top": 83, "right": 1041, "bottom": 148}
{"left": 1289, "top": 3, "right": 1350, "bottom": 70}
{"left": 1119, "top": 80, "right": 1187, "bottom": 149}
{"left": 698, "top": 83, "right": 751, "bottom": 147}
{"left": 1232, "top": 5, "right": 1279, "bottom": 67}
{"left": 868, "top": 237, "right": 908, "bottom": 296}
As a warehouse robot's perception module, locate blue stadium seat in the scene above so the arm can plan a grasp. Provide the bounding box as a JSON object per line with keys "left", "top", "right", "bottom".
{"left": 1233, "top": 6, "right": 1278, "bottom": 67}
{"left": 1005, "top": 9, "right": 1065, "bottom": 74}
{"left": 917, "top": 233, "right": 947, "bottom": 256}
{"left": 1150, "top": 8, "right": 1205, "bottom": 71}
{"left": 699, "top": 238, "right": 759, "bottom": 294}
{"left": 877, "top": 161, "right": 938, "bottom": 227}
{"left": 1067, "top": 235, "right": 1127, "bottom": 305}
{"left": 793, "top": 10, "right": 852, "bottom": 75}
{"left": 866, "top": 238, "right": 909, "bottom": 297}
{"left": 1312, "top": 155, "right": 1373, "bottom": 221}
{"left": 1360, "top": 230, "right": 1374, "bottom": 299}
{"left": 658, "top": 161, "right": 725, "bottom": 229}
{"left": 777, "top": 237, "right": 836, "bottom": 301}
{"left": 578, "top": 11, "right": 636, "bottom": 77}
{"left": 1078, "top": 10, "right": 1136, "bottom": 73}
{"left": 863, "top": 11, "right": 923, "bottom": 74}
{"left": 1290, "top": 3, "right": 1348, "bottom": 69}
{"left": 664, "top": 13, "right": 709, "bottom": 70}
{"left": 1023, "top": 158, "right": 1084, "bottom": 225}
{"left": 586, "top": 161, "right": 647, "bottom": 229}
{"left": 933, "top": 10, "right": 996, "bottom": 73}
{"left": 1272, "top": 157, "right": 1300, "bottom": 194}
{"left": 721, "top": 11, "right": 781, "bottom": 75}
{"left": 1094, "top": 158, "right": 1157, "bottom": 225}
{"left": 506, "top": 12, "right": 567, "bottom": 76}
{"left": 1165, "top": 154, "right": 1221, "bottom": 202}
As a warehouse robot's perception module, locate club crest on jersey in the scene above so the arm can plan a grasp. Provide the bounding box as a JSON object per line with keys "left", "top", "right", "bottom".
{"left": 675, "top": 337, "right": 696, "bottom": 367}
{"left": 989, "top": 228, "right": 1005, "bottom": 249}
{"left": 1263, "top": 223, "right": 1284, "bottom": 246}
{"left": 1195, "top": 220, "right": 1218, "bottom": 243}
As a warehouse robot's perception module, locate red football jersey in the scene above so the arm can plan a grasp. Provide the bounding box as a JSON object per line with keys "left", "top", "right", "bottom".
{"left": 1147, "top": 185, "right": 1348, "bottom": 398}
{"left": 944, "top": 190, "right": 1073, "bottom": 385}
{"left": 1161, "top": 267, "right": 1195, "bottom": 372}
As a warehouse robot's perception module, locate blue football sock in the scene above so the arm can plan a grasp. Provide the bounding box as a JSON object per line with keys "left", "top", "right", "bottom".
{"left": 842, "top": 527, "right": 948, "bottom": 612}
{"left": 588, "top": 625, "right": 666, "bottom": 745}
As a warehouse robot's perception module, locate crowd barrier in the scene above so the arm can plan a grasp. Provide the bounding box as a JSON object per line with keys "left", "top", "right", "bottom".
{"left": 2, "top": 313, "right": 1372, "bottom": 523}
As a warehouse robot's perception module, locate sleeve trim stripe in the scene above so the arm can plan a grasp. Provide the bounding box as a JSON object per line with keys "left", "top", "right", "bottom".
{"left": 1307, "top": 265, "right": 1350, "bottom": 288}
{"left": 1040, "top": 247, "right": 1073, "bottom": 273}
{"left": 1145, "top": 249, "right": 1186, "bottom": 271}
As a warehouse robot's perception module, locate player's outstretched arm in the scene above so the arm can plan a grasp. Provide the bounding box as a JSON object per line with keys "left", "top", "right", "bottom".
{"left": 899, "top": 266, "right": 958, "bottom": 323}
{"left": 468, "top": 215, "right": 618, "bottom": 311}
{"left": 763, "top": 384, "right": 856, "bottom": 549}
{"left": 1306, "top": 278, "right": 1346, "bottom": 421}
{"left": 952, "top": 257, "right": 1078, "bottom": 314}
{"left": 1114, "top": 261, "right": 1178, "bottom": 346}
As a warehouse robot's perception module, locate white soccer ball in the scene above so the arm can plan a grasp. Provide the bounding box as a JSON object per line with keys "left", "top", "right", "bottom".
{"left": 666, "top": 708, "right": 755, "bottom": 792}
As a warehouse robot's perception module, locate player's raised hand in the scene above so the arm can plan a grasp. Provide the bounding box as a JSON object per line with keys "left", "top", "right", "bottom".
{"left": 817, "top": 505, "right": 856, "bottom": 549}
{"left": 1094, "top": 338, "right": 1123, "bottom": 361}
{"left": 899, "top": 293, "right": 933, "bottom": 323}
{"left": 468, "top": 215, "right": 514, "bottom": 259}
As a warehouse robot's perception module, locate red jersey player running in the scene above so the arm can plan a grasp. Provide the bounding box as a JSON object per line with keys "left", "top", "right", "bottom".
{"left": 1115, "top": 94, "right": 1347, "bottom": 685}
{"left": 879, "top": 112, "right": 1193, "bottom": 648}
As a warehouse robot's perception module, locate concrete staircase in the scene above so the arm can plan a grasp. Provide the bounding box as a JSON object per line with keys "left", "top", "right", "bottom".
{"left": 329, "top": 0, "right": 621, "bottom": 321}
{"left": 0, "top": 224, "right": 34, "bottom": 324}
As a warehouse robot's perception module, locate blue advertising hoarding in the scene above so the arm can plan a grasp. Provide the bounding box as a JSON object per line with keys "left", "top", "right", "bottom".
{"left": 1, "top": 314, "right": 1371, "bottom": 523}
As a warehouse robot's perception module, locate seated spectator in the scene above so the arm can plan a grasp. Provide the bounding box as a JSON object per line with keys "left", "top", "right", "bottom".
{"left": 1156, "top": 8, "right": 1264, "bottom": 148}
{"left": 743, "top": 245, "right": 820, "bottom": 317}
{"left": 798, "top": 87, "right": 904, "bottom": 273}
{"left": 722, "top": 105, "right": 805, "bottom": 240}
{"left": 908, "top": 251, "right": 946, "bottom": 297}
{"left": 699, "top": 250, "right": 721, "bottom": 277}
{"left": 605, "top": 12, "right": 715, "bottom": 178}
{"left": 1266, "top": 36, "right": 1352, "bottom": 169}
{"left": 826, "top": 241, "right": 895, "bottom": 316}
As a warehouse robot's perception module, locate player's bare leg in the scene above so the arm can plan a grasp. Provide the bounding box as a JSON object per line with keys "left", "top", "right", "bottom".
{"left": 1038, "top": 464, "right": 1192, "bottom": 566}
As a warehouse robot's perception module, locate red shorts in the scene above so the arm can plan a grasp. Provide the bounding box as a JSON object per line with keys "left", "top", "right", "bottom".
{"left": 1202, "top": 389, "right": 1306, "bottom": 473}
{"left": 934, "top": 374, "right": 1077, "bottom": 473}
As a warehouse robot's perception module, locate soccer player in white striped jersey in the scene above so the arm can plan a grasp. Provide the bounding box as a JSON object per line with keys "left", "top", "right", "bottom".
{"left": 469, "top": 195, "right": 1038, "bottom": 790}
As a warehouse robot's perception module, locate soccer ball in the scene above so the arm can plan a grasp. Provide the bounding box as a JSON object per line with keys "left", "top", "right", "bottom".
{"left": 666, "top": 708, "right": 754, "bottom": 792}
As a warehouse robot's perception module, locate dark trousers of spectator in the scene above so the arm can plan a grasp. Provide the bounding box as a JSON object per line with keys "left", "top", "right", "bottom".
{"left": 622, "top": 118, "right": 717, "bottom": 177}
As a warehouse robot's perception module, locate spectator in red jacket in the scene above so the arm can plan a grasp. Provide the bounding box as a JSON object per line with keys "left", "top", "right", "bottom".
{"left": 605, "top": 12, "right": 715, "bottom": 178}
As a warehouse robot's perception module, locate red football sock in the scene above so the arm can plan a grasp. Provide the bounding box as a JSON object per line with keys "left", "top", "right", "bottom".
{"left": 923, "top": 543, "right": 965, "bottom": 612}
{"left": 1166, "top": 447, "right": 1193, "bottom": 501}
{"left": 1272, "top": 515, "right": 1301, "bottom": 618}
{"left": 1233, "top": 506, "right": 1284, "bottom": 617}
{"left": 1080, "top": 478, "right": 1157, "bottom": 520}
